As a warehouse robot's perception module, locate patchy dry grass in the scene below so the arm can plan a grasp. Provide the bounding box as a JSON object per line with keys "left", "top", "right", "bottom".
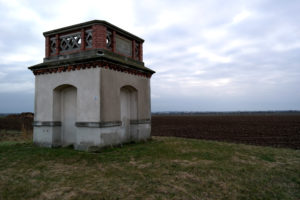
{"left": 0, "top": 129, "right": 32, "bottom": 142}
{"left": 0, "top": 137, "right": 299, "bottom": 200}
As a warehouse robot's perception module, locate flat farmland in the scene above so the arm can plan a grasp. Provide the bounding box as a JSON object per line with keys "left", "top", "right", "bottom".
{"left": 151, "top": 114, "right": 300, "bottom": 149}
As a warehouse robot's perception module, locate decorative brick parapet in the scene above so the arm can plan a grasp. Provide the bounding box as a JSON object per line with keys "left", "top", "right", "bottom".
{"left": 43, "top": 20, "right": 144, "bottom": 62}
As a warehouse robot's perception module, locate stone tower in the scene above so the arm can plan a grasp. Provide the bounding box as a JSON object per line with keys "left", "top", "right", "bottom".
{"left": 28, "top": 20, "right": 155, "bottom": 150}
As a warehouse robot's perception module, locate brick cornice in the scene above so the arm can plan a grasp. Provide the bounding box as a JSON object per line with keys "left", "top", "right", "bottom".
{"left": 32, "top": 60, "right": 152, "bottom": 78}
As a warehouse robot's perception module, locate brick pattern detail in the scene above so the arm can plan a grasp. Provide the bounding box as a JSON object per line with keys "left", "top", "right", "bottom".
{"left": 44, "top": 23, "right": 144, "bottom": 62}
{"left": 31, "top": 61, "right": 152, "bottom": 78}
{"left": 92, "top": 25, "right": 106, "bottom": 49}
{"left": 55, "top": 34, "right": 60, "bottom": 56}
{"left": 139, "top": 43, "right": 143, "bottom": 61}
{"left": 112, "top": 31, "right": 116, "bottom": 52}
{"left": 45, "top": 36, "right": 50, "bottom": 58}
{"left": 80, "top": 29, "right": 85, "bottom": 51}
{"left": 132, "top": 40, "right": 136, "bottom": 60}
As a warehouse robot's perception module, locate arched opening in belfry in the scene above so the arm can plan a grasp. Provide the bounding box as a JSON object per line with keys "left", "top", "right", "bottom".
{"left": 53, "top": 84, "right": 77, "bottom": 146}
{"left": 120, "top": 85, "right": 138, "bottom": 138}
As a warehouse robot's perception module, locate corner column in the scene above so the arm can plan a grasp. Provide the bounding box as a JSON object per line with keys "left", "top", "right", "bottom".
{"left": 139, "top": 42, "right": 143, "bottom": 61}
{"left": 112, "top": 31, "right": 116, "bottom": 52}
{"left": 45, "top": 36, "right": 50, "bottom": 58}
{"left": 55, "top": 34, "right": 60, "bottom": 56}
{"left": 92, "top": 25, "right": 106, "bottom": 49}
{"left": 80, "top": 29, "right": 86, "bottom": 51}
{"left": 132, "top": 40, "right": 136, "bottom": 60}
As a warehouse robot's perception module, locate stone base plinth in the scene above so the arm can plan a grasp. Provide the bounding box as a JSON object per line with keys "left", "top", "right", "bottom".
{"left": 33, "top": 122, "right": 151, "bottom": 151}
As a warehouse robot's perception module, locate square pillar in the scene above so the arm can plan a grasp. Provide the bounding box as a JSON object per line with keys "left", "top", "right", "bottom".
{"left": 80, "top": 29, "right": 86, "bottom": 51}
{"left": 139, "top": 42, "right": 143, "bottom": 61}
{"left": 92, "top": 24, "right": 106, "bottom": 49}
{"left": 112, "top": 31, "right": 116, "bottom": 52}
{"left": 132, "top": 40, "right": 136, "bottom": 60}
{"left": 45, "top": 36, "right": 50, "bottom": 58}
{"left": 55, "top": 34, "right": 60, "bottom": 56}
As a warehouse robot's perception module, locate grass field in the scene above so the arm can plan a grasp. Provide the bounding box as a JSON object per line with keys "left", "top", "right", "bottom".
{"left": 0, "top": 137, "right": 299, "bottom": 200}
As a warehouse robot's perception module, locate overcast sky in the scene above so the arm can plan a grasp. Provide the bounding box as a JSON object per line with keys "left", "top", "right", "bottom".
{"left": 0, "top": 0, "right": 299, "bottom": 112}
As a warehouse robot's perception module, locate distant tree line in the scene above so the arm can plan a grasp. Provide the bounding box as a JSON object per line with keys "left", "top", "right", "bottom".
{"left": 0, "top": 113, "right": 33, "bottom": 131}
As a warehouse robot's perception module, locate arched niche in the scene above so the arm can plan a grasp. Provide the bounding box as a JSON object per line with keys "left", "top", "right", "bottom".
{"left": 53, "top": 84, "right": 77, "bottom": 146}
{"left": 120, "top": 85, "right": 138, "bottom": 127}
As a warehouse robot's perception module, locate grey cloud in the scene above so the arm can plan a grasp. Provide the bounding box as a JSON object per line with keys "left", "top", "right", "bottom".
{"left": 0, "top": 0, "right": 300, "bottom": 112}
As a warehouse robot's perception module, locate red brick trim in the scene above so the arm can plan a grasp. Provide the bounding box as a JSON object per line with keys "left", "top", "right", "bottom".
{"left": 32, "top": 61, "right": 152, "bottom": 78}
{"left": 92, "top": 24, "right": 106, "bottom": 49}
{"left": 55, "top": 34, "right": 60, "bottom": 56}
{"left": 139, "top": 43, "right": 143, "bottom": 61}
{"left": 80, "top": 29, "right": 86, "bottom": 51}
{"left": 45, "top": 36, "right": 50, "bottom": 58}
{"left": 132, "top": 40, "right": 135, "bottom": 60}
{"left": 112, "top": 31, "right": 116, "bottom": 52}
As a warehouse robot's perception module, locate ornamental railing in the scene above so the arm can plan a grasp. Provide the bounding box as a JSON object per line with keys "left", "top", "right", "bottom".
{"left": 49, "top": 29, "right": 93, "bottom": 55}
{"left": 44, "top": 21, "right": 143, "bottom": 61}
{"left": 85, "top": 29, "right": 92, "bottom": 48}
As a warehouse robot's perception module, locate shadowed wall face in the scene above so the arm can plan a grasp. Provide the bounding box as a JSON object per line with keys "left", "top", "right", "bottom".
{"left": 120, "top": 86, "right": 137, "bottom": 126}
{"left": 120, "top": 86, "right": 138, "bottom": 140}
{"left": 53, "top": 85, "right": 77, "bottom": 146}
{"left": 61, "top": 86, "right": 77, "bottom": 146}
{"left": 100, "top": 68, "right": 151, "bottom": 122}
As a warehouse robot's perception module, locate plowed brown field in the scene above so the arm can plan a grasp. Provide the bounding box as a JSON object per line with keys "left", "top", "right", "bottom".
{"left": 151, "top": 115, "right": 300, "bottom": 149}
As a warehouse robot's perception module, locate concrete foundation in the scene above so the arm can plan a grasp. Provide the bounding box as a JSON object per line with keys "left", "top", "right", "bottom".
{"left": 33, "top": 122, "right": 151, "bottom": 151}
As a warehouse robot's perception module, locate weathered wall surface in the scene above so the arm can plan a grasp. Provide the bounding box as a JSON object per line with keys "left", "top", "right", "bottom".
{"left": 100, "top": 68, "right": 151, "bottom": 122}
{"left": 34, "top": 68, "right": 101, "bottom": 122}
{"left": 33, "top": 67, "right": 151, "bottom": 150}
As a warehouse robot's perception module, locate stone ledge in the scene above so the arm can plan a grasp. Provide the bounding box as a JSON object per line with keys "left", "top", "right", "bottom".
{"left": 33, "top": 119, "right": 151, "bottom": 128}
{"left": 33, "top": 121, "right": 61, "bottom": 127}
{"left": 130, "top": 119, "right": 151, "bottom": 125}
{"left": 29, "top": 55, "right": 154, "bottom": 78}
{"left": 75, "top": 121, "right": 122, "bottom": 128}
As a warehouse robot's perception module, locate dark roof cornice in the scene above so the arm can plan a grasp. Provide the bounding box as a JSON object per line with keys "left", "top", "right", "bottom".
{"left": 43, "top": 20, "right": 144, "bottom": 42}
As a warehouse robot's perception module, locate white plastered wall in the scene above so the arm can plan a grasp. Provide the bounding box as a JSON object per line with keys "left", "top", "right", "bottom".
{"left": 34, "top": 68, "right": 101, "bottom": 122}
{"left": 100, "top": 68, "right": 151, "bottom": 122}
{"left": 33, "top": 67, "right": 151, "bottom": 150}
